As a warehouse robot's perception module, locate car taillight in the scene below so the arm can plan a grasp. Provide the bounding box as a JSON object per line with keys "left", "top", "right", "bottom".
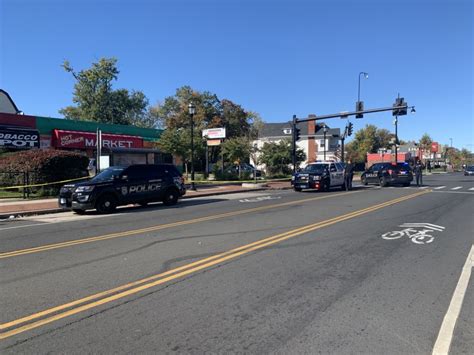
{"left": 388, "top": 169, "right": 393, "bottom": 175}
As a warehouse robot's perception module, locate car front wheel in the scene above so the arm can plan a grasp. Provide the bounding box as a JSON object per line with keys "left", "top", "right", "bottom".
{"left": 163, "top": 188, "right": 179, "bottom": 206}
{"left": 95, "top": 194, "right": 117, "bottom": 213}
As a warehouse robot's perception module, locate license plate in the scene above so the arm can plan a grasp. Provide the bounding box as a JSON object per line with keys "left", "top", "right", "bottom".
{"left": 60, "top": 198, "right": 66, "bottom": 204}
{"left": 400, "top": 171, "right": 407, "bottom": 175}
{"left": 297, "top": 184, "right": 308, "bottom": 189}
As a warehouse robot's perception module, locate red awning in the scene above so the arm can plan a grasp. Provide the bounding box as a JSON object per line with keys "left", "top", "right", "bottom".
{"left": 52, "top": 129, "right": 143, "bottom": 149}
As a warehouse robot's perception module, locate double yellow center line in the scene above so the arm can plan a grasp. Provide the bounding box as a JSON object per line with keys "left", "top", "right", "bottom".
{"left": 0, "top": 190, "right": 429, "bottom": 340}
{"left": 1, "top": 191, "right": 360, "bottom": 259}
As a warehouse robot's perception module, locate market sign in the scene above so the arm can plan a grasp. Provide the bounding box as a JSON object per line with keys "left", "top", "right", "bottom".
{"left": 202, "top": 128, "right": 226, "bottom": 139}
{"left": 0, "top": 126, "right": 40, "bottom": 149}
{"left": 53, "top": 130, "right": 143, "bottom": 149}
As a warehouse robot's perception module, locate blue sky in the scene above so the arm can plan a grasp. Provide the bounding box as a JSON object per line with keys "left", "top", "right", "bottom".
{"left": 1, "top": 0, "right": 472, "bottom": 150}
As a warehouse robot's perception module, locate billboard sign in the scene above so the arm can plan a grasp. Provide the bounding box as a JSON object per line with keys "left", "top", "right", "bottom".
{"left": 202, "top": 128, "right": 226, "bottom": 139}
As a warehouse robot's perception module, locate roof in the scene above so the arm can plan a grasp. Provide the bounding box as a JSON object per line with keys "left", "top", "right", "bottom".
{"left": 258, "top": 122, "right": 340, "bottom": 138}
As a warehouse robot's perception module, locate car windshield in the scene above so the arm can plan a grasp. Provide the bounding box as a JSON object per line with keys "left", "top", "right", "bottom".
{"left": 466, "top": 166, "right": 474, "bottom": 171}
{"left": 303, "top": 164, "right": 327, "bottom": 173}
{"left": 90, "top": 167, "right": 125, "bottom": 182}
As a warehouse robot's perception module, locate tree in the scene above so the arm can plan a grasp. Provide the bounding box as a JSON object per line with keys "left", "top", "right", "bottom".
{"left": 260, "top": 139, "right": 306, "bottom": 176}
{"left": 60, "top": 58, "right": 154, "bottom": 127}
{"left": 221, "top": 137, "right": 251, "bottom": 178}
{"left": 419, "top": 133, "right": 433, "bottom": 153}
{"left": 156, "top": 86, "right": 261, "bottom": 173}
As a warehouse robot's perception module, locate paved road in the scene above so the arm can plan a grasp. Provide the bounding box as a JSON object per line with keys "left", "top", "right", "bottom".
{"left": 0, "top": 173, "right": 472, "bottom": 354}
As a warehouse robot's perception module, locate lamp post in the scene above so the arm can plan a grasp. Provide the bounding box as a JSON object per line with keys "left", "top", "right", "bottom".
{"left": 323, "top": 124, "right": 328, "bottom": 161}
{"left": 188, "top": 102, "right": 196, "bottom": 191}
{"left": 358, "top": 72, "right": 369, "bottom": 103}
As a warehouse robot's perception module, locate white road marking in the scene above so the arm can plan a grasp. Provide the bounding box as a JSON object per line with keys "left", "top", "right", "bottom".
{"left": 433, "top": 191, "right": 474, "bottom": 195}
{"left": 419, "top": 186, "right": 430, "bottom": 189}
{"left": 469, "top": 187, "right": 474, "bottom": 191}
{"left": 432, "top": 244, "right": 474, "bottom": 355}
{"left": 434, "top": 186, "right": 446, "bottom": 190}
{"left": 451, "top": 186, "right": 462, "bottom": 190}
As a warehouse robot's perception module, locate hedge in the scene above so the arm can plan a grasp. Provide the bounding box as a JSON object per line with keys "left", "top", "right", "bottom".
{"left": 0, "top": 150, "right": 89, "bottom": 188}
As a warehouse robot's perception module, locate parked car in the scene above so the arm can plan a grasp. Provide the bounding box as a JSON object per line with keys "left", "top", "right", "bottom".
{"left": 464, "top": 165, "right": 474, "bottom": 176}
{"left": 361, "top": 162, "right": 413, "bottom": 187}
{"left": 227, "top": 163, "right": 263, "bottom": 178}
{"left": 59, "top": 164, "right": 186, "bottom": 214}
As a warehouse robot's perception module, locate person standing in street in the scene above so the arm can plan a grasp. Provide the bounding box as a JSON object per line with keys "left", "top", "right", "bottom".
{"left": 414, "top": 160, "right": 423, "bottom": 186}
{"left": 344, "top": 159, "right": 354, "bottom": 191}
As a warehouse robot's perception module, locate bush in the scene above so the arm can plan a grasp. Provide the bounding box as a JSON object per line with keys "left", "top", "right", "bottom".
{"left": 0, "top": 150, "right": 89, "bottom": 188}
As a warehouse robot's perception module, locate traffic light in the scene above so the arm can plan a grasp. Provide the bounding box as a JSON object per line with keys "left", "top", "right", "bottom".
{"left": 355, "top": 101, "right": 364, "bottom": 119}
{"left": 294, "top": 126, "right": 301, "bottom": 141}
{"left": 393, "top": 97, "right": 408, "bottom": 116}
{"left": 347, "top": 122, "right": 353, "bottom": 136}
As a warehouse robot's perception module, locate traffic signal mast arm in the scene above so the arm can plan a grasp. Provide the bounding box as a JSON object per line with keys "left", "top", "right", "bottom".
{"left": 294, "top": 104, "right": 413, "bottom": 123}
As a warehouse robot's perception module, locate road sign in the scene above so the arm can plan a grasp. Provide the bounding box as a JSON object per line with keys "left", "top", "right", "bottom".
{"left": 203, "top": 128, "right": 226, "bottom": 139}
{"left": 207, "top": 139, "right": 221, "bottom": 146}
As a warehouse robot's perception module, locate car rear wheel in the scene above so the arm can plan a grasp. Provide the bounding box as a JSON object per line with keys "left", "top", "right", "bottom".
{"left": 379, "top": 177, "right": 388, "bottom": 187}
{"left": 362, "top": 177, "right": 368, "bottom": 185}
{"left": 294, "top": 187, "right": 302, "bottom": 192}
{"left": 95, "top": 194, "right": 117, "bottom": 214}
{"left": 163, "top": 188, "right": 179, "bottom": 206}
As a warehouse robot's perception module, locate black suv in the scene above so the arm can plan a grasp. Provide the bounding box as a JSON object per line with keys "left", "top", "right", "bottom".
{"left": 361, "top": 162, "right": 413, "bottom": 187}
{"left": 59, "top": 164, "right": 186, "bottom": 214}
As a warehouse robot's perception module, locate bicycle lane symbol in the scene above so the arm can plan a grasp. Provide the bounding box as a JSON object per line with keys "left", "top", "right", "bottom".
{"left": 381, "top": 223, "right": 445, "bottom": 245}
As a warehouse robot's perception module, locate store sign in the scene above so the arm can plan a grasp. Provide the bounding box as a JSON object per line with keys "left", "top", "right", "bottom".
{"left": 431, "top": 142, "right": 439, "bottom": 153}
{"left": 0, "top": 127, "right": 39, "bottom": 149}
{"left": 53, "top": 130, "right": 143, "bottom": 149}
{"left": 202, "top": 128, "right": 226, "bottom": 139}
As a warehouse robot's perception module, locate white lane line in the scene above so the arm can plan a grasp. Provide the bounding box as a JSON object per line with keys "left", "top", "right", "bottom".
{"left": 0, "top": 223, "right": 48, "bottom": 231}
{"left": 433, "top": 191, "right": 474, "bottom": 195}
{"left": 434, "top": 186, "right": 446, "bottom": 190}
{"left": 432, "top": 244, "right": 474, "bottom": 355}
{"left": 469, "top": 187, "right": 474, "bottom": 191}
{"left": 451, "top": 186, "right": 462, "bottom": 190}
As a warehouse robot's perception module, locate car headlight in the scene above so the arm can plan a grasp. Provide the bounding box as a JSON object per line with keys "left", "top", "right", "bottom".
{"left": 75, "top": 186, "right": 95, "bottom": 192}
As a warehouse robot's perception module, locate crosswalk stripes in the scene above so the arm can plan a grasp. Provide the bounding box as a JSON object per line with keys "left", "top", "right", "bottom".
{"left": 470, "top": 187, "right": 474, "bottom": 191}
{"left": 434, "top": 186, "right": 446, "bottom": 190}
{"left": 451, "top": 186, "right": 463, "bottom": 190}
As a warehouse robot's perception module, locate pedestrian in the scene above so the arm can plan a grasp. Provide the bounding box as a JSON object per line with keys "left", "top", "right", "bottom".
{"left": 344, "top": 159, "right": 354, "bottom": 191}
{"left": 414, "top": 160, "right": 423, "bottom": 186}
{"left": 427, "top": 160, "right": 432, "bottom": 173}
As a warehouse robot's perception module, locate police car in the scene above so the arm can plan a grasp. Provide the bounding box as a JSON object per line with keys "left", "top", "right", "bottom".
{"left": 292, "top": 162, "right": 345, "bottom": 192}
{"left": 361, "top": 162, "right": 413, "bottom": 187}
{"left": 59, "top": 164, "right": 186, "bottom": 214}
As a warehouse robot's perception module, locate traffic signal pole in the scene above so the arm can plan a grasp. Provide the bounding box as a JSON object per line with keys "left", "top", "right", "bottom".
{"left": 292, "top": 115, "right": 297, "bottom": 173}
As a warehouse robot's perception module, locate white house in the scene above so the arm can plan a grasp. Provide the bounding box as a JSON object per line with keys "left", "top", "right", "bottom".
{"left": 251, "top": 121, "right": 341, "bottom": 170}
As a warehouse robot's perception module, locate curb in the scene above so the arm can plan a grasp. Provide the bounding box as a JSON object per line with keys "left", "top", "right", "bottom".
{"left": 0, "top": 185, "right": 292, "bottom": 220}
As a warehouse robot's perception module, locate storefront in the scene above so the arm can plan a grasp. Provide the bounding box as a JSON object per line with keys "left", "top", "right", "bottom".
{"left": 0, "top": 112, "right": 168, "bottom": 165}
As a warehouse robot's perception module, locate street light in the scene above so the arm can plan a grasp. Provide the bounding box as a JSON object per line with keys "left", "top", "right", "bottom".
{"left": 323, "top": 124, "right": 329, "bottom": 161}
{"left": 358, "top": 72, "right": 369, "bottom": 103}
{"left": 188, "top": 102, "right": 196, "bottom": 191}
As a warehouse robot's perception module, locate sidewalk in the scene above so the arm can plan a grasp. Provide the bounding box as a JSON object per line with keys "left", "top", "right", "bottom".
{"left": 0, "top": 181, "right": 291, "bottom": 218}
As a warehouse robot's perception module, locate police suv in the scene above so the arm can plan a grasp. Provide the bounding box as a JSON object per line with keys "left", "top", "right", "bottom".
{"left": 292, "top": 162, "right": 345, "bottom": 192}
{"left": 59, "top": 164, "right": 186, "bottom": 214}
{"left": 361, "top": 162, "right": 413, "bottom": 187}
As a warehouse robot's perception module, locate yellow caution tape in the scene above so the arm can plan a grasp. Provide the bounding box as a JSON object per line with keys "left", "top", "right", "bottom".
{"left": 0, "top": 176, "right": 90, "bottom": 190}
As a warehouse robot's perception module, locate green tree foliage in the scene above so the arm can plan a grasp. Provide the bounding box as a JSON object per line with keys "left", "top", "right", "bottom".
{"left": 260, "top": 139, "right": 306, "bottom": 176}
{"left": 156, "top": 86, "right": 260, "bottom": 171}
{"left": 345, "top": 125, "right": 398, "bottom": 163}
{"left": 419, "top": 133, "right": 433, "bottom": 154}
{"left": 60, "top": 58, "right": 158, "bottom": 127}
{"left": 221, "top": 137, "right": 252, "bottom": 178}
